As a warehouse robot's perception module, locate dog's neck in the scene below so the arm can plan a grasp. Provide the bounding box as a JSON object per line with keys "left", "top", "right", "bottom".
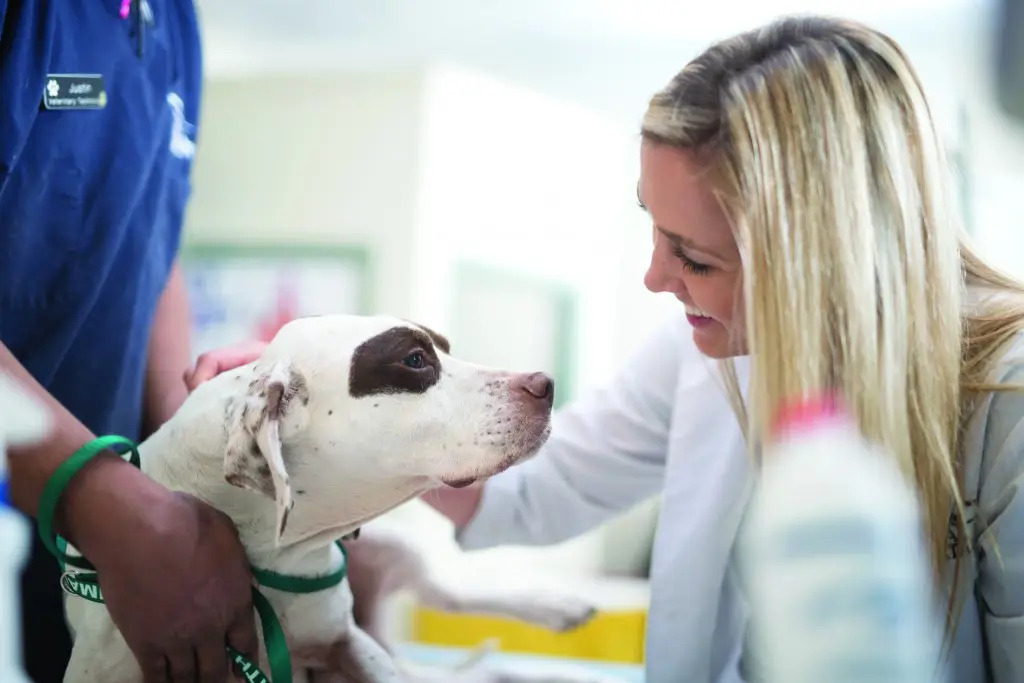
{"left": 137, "top": 426, "right": 327, "bottom": 576}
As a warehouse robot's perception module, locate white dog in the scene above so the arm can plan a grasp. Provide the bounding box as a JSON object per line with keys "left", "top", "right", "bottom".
{"left": 61, "top": 314, "right": 601, "bottom": 683}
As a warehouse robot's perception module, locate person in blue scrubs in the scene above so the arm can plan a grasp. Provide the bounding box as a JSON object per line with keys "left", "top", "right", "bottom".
{"left": 1, "top": 2, "right": 258, "bottom": 682}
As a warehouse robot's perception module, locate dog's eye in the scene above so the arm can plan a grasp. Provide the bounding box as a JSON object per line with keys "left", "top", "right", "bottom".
{"left": 401, "top": 352, "right": 426, "bottom": 369}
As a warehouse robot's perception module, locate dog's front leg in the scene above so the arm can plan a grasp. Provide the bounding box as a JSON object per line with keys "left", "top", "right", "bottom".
{"left": 311, "top": 626, "right": 402, "bottom": 683}
{"left": 413, "top": 574, "right": 597, "bottom": 634}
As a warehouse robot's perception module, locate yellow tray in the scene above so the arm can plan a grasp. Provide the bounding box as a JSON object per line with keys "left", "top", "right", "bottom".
{"left": 410, "top": 606, "right": 647, "bottom": 664}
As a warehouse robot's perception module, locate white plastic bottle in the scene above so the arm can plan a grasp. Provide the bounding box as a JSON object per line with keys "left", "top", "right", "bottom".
{"left": 0, "top": 373, "right": 52, "bottom": 683}
{"left": 740, "top": 395, "right": 945, "bottom": 683}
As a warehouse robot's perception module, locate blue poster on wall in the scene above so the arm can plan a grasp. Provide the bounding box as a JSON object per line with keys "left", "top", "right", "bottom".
{"left": 183, "top": 248, "right": 369, "bottom": 360}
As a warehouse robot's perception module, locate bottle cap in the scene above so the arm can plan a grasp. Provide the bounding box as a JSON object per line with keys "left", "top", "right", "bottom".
{"left": 771, "top": 392, "right": 848, "bottom": 438}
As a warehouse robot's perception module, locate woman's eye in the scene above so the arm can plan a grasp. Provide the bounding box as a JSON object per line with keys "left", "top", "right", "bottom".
{"left": 401, "top": 352, "right": 426, "bottom": 369}
{"left": 671, "top": 246, "right": 711, "bottom": 276}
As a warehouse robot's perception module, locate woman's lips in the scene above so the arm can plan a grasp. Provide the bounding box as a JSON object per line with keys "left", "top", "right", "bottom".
{"left": 686, "top": 313, "right": 714, "bottom": 328}
{"left": 684, "top": 304, "right": 714, "bottom": 328}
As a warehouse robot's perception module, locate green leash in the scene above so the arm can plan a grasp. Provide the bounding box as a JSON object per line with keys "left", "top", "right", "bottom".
{"left": 37, "top": 435, "right": 349, "bottom": 683}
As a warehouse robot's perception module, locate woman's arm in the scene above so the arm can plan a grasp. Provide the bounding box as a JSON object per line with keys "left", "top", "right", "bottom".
{"left": 427, "top": 313, "right": 699, "bottom": 549}
{"left": 976, "top": 385, "right": 1024, "bottom": 682}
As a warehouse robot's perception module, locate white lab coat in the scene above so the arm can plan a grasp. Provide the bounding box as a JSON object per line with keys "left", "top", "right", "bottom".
{"left": 458, "top": 312, "right": 753, "bottom": 683}
{"left": 459, "top": 313, "right": 1024, "bottom": 683}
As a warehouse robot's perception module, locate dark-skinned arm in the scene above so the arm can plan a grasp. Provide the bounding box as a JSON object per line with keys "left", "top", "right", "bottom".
{"left": 1, "top": 343, "right": 171, "bottom": 550}
{"left": 141, "top": 261, "right": 192, "bottom": 438}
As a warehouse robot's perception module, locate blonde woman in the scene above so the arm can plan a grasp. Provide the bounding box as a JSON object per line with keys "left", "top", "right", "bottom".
{"left": 188, "top": 15, "right": 1024, "bottom": 683}
{"left": 433, "top": 15, "right": 1024, "bottom": 683}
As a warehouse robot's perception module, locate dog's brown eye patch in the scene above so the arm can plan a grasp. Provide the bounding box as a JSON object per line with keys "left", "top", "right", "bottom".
{"left": 349, "top": 326, "right": 442, "bottom": 398}
{"left": 418, "top": 325, "right": 450, "bottom": 355}
{"left": 401, "top": 319, "right": 451, "bottom": 355}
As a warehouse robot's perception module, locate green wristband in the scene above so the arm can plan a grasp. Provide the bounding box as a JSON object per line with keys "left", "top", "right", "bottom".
{"left": 37, "top": 435, "right": 140, "bottom": 571}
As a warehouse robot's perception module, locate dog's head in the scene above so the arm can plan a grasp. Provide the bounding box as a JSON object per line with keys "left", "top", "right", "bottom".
{"left": 221, "top": 314, "right": 554, "bottom": 546}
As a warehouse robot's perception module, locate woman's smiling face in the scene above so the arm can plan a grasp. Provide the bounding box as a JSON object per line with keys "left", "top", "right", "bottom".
{"left": 638, "top": 141, "right": 745, "bottom": 358}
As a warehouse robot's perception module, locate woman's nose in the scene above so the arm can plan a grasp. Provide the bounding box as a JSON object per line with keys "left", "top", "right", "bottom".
{"left": 644, "top": 246, "right": 677, "bottom": 294}
{"left": 643, "top": 264, "right": 665, "bottom": 294}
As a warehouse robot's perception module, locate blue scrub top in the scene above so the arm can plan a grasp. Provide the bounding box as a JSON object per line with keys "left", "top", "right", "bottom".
{"left": 0, "top": 1, "right": 201, "bottom": 679}
{"left": 0, "top": 0, "right": 201, "bottom": 440}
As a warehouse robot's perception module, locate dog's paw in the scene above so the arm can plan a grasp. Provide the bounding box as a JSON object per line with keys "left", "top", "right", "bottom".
{"left": 527, "top": 599, "right": 598, "bottom": 633}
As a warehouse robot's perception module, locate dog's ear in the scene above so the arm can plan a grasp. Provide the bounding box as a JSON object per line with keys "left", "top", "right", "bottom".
{"left": 224, "top": 358, "right": 309, "bottom": 544}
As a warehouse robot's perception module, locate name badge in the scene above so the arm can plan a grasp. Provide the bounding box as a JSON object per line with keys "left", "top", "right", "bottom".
{"left": 42, "top": 74, "right": 107, "bottom": 110}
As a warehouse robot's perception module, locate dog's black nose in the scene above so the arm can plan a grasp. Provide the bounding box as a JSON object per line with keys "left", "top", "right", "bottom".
{"left": 513, "top": 372, "right": 555, "bottom": 409}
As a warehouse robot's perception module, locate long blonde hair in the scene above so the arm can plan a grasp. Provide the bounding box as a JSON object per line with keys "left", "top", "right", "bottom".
{"left": 642, "top": 15, "right": 1024, "bottom": 642}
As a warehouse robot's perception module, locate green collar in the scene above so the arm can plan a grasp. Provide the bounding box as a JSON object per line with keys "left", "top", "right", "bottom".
{"left": 39, "top": 435, "right": 347, "bottom": 683}
{"left": 252, "top": 541, "right": 348, "bottom": 594}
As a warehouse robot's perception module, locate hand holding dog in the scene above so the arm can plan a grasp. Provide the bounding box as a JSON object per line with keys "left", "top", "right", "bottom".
{"left": 61, "top": 457, "right": 260, "bottom": 683}
{"left": 184, "top": 340, "right": 269, "bottom": 391}
{"left": 1, "top": 341, "right": 260, "bottom": 683}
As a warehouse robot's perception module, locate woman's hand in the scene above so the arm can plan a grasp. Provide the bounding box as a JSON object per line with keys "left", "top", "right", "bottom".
{"left": 420, "top": 483, "right": 485, "bottom": 529}
{"left": 183, "top": 340, "right": 269, "bottom": 391}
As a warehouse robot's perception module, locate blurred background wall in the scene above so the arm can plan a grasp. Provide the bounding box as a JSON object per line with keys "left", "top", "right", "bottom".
{"left": 180, "top": 0, "right": 1024, "bottom": 666}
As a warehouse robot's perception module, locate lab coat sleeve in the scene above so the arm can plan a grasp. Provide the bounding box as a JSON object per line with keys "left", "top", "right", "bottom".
{"left": 457, "top": 312, "right": 688, "bottom": 549}
{"left": 976, "top": 387, "right": 1024, "bottom": 682}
